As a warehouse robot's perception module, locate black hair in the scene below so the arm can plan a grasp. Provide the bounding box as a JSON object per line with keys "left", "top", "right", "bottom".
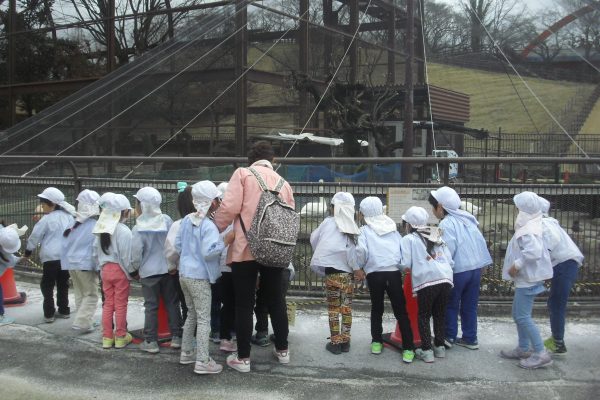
{"left": 0, "top": 252, "right": 8, "bottom": 262}
{"left": 410, "top": 227, "right": 436, "bottom": 257}
{"left": 428, "top": 194, "right": 448, "bottom": 216}
{"left": 100, "top": 210, "right": 127, "bottom": 255}
{"left": 247, "top": 141, "right": 274, "bottom": 164}
{"left": 100, "top": 233, "right": 111, "bottom": 255}
{"left": 177, "top": 186, "right": 195, "bottom": 218}
{"left": 63, "top": 221, "right": 82, "bottom": 238}
{"left": 40, "top": 198, "right": 64, "bottom": 212}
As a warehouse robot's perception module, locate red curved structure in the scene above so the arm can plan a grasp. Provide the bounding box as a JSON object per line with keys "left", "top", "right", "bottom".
{"left": 521, "top": 4, "right": 598, "bottom": 58}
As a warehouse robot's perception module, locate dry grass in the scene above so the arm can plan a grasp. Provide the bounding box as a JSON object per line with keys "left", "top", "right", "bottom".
{"left": 427, "top": 63, "right": 595, "bottom": 134}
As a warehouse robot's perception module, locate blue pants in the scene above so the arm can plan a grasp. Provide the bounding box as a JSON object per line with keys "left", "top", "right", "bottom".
{"left": 547, "top": 259, "right": 579, "bottom": 341}
{"left": 513, "top": 283, "right": 545, "bottom": 353}
{"left": 445, "top": 268, "right": 481, "bottom": 343}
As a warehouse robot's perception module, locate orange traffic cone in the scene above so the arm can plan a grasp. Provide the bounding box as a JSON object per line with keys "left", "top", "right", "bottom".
{"left": 157, "top": 297, "right": 173, "bottom": 344}
{"left": 0, "top": 268, "right": 27, "bottom": 306}
{"left": 382, "top": 272, "right": 421, "bottom": 349}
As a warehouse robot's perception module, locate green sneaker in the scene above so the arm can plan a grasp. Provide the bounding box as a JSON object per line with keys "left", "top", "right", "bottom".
{"left": 102, "top": 337, "right": 114, "bottom": 349}
{"left": 402, "top": 349, "right": 415, "bottom": 363}
{"left": 371, "top": 342, "right": 383, "bottom": 355}
{"left": 544, "top": 337, "right": 557, "bottom": 352}
{"left": 115, "top": 333, "right": 133, "bottom": 349}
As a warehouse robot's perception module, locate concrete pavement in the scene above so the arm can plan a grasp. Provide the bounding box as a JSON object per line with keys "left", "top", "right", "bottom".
{"left": 1, "top": 281, "right": 599, "bottom": 400}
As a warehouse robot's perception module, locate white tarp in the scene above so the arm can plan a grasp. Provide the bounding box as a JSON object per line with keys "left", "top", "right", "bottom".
{"left": 274, "top": 132, "right": 368, "bottom": 147}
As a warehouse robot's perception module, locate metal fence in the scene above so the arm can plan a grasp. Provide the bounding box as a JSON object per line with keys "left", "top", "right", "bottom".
{"left": 2, "top": 163, "right": 599, "bottom": 299}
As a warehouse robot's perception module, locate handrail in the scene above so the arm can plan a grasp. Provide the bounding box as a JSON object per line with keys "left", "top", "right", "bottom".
{"left": 0, "top": 155, "right": 599, "bottom": 164}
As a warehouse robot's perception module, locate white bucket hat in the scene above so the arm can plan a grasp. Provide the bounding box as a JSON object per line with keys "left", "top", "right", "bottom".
{"left": 537, "top": 196, "right": 550, "bottom": 216}
{"left": 401, "top": 206, "right": 430, "bottom": 229}
{"left": 75, "top": 189, "right": 100, "bottom": 223}
{"left": 133, "top": 187, "right": 162, "bottom": 206}
{"left": 93, "top": 193, "right": 131, "bottom": 235}
{"left": 134, "top": 187, "right": 166, "bottom": 232}
{"left": 359, "top": 196, "right": 397, "bottom": 236}
{"left": 331, "top": 192, "right": 359, "bottom": 235}
{"left": 37, "top": 187, "right": 76, "bottom": 216}
{"left": 0, "top": 227, "right": 21, "bottom": 254}
{"left": 430, "top": 186, "right": 478, "bottom": 226}
{"left": 217, "top": 182, "right": 229, "bottom": 200}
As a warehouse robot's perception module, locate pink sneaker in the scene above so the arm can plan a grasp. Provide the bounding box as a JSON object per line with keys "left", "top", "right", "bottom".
{"left": 219, "top": 339, "right": 237, "bottom": 352}
{"left": 194, "top": 358, "right": 223, "bottom": 375}
{"left": 226, "top": 353, "right": 251, "bottom": 373}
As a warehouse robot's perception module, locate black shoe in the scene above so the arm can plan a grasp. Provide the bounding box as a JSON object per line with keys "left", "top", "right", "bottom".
{"left": 251, "top": 333, "right": 270, "bottom": 347}
{"left": 340, "top": 342, "right": 350, "bottom": 353}
{"left": 326, "top": 342, "right": 342, "bottom": 355}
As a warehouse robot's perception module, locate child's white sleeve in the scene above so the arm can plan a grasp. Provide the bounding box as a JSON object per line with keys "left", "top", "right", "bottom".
{"left": 399, "top": 236, "right": 412, "bottom": 271}
{"left": 353, "top": 231, "right": 368, "bottom": 269}
{"left": 202, "top": 221, "right": 225, "bottom": 261}
{"left": 117, "top": 227, "right": 133, "bottom": 273}
{"left": 26, "top": 217, "right": 47, "bottom": 251}
{"left": 309, "top": 222, "right": 323, "bottom": 250}
{"left": 164, "top": 222, "right": 180, "bottom": 271}
{"left": 514, "top": 234, "right": 543, "bottom": 270}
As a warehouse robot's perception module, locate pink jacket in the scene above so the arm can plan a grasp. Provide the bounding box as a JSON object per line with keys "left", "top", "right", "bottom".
{"left": 214, "top": 160, "right": 295, "bottom": 264}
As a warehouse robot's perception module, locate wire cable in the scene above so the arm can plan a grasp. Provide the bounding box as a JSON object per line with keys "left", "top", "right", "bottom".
{"left": 21, "top": 21, "right": 250, "bottom": 177}
{"left": 465, "top": 1, "right": 591, "bottom": 158}
{"left": 278, "top": 0, "right": 375, "bottom": 164}
{"left": 418, "top": 0, "right": 441, "bottom": 182}
{"left": 2, "top": 3, "right": 249, "bottom": 152}
{"left": 121, "top": 6, "right": 312, "bottom": 179}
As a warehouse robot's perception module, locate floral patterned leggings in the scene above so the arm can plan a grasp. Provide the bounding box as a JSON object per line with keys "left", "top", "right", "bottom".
{"left": 326, "top": 272, "right": 354, "bottom": 345}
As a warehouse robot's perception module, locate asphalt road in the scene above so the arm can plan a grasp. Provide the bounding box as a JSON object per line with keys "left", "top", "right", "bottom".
{"left": 1, "top": 282, "right": 599, "bottom": 400}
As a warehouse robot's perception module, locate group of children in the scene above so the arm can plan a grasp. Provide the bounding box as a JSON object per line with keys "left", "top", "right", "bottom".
{"left": 0, "top": 184, "right": 584, "bottom": 372}
{"left": 310, "top": 187, "right": 583, "bottom": 370}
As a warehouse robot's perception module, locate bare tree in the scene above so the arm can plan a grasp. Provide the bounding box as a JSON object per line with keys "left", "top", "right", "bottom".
{"left": 66, "top": 0, "right": 209, "bottom": 66}
{"left": 559, "top": 0, "right": 600, "bottom": 59}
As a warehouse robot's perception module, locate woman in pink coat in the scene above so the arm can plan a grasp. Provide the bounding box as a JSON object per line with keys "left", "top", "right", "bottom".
{"left": 213, "top": 141, "right": 295, "bottom": 373}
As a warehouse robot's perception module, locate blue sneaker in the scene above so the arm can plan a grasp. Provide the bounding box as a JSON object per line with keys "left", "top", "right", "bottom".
{"left": 455, "top": 338, "right": 479, "bottom": 350}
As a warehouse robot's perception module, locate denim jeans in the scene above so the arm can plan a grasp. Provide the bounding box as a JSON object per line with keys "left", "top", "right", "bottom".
{"left": 513, "top": 283, "right": 546, "bottom": 353}
{"left": 547, "top": 259, "right": 579, "bottom": 341}
{"left": 445, "top": 268, "right": 481, "bottom": 343}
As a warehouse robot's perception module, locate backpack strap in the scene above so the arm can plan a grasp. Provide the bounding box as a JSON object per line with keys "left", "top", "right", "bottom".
{"left": 273, "top": 177, "right": 286, "bottom": 194}
{"left": 247, "top": 167, "right": 269, "bottom": 192}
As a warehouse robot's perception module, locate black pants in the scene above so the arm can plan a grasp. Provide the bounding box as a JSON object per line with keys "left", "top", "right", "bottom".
{"left": 40, "top": 260, "right": 70, "bottom": 318}
{"left": 417, "top": 283, "right": 452, "bottom": 350}
{"left": 255, "top": 269, "right": 291, "bottom": 335}
{"left": 232, "top": 261, "right": 288, "bottom": 358}
{"left": 218, "top": 272, "right": 235, "bottom": 340}
{"left": 210, "top": 281, "right": 221, "bottom": 334}
{"left": 367, "top": 270, "right": 414, "bottom": 350}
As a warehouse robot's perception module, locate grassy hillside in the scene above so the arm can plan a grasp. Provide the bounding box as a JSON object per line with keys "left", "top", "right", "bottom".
{"left": 427, "top": 63, "right": 595, "bottom": 134}
{"left": 579, "top": 100, "right": 600, "bottom": 135}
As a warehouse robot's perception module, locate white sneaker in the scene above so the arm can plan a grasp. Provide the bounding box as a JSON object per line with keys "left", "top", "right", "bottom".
{"left": 226, "top": 353, "right": 251, "bottom": 373}
{"left": 194, "top": 358, "right": 223, "bottom": 375}
{"left": 415, "top": 348, "right": 435, "bottom": 363}
{"left": 219, "top": 339, "right": 237, "bottom": 352}
{"left": 519, "top": 350, "right": 553, "bottom": 369}
{"left": 273, "top": 348, "right": 290, "bottom": 364}
{"left": 180, "top": 350, "right": 196, "bottom": 365}
{"left": 433, "top": 346, "right": 446, "bottom": 358}
{"left": 170, "top": 336, "right": 182, "bottom": 349}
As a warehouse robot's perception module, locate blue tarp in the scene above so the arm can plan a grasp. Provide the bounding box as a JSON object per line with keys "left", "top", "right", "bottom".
{"left": 281, "top": 164, "right": 402, "bottom": 183}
